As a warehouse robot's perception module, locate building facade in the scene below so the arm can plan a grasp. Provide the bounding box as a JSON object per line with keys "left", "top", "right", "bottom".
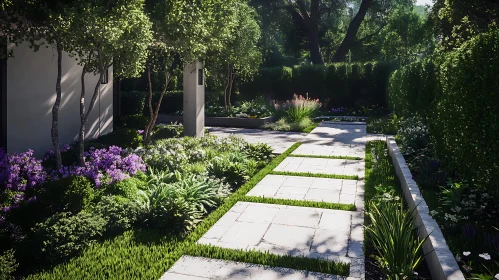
{"left": 0, "top": 41, "right": 114, "bottom": 157}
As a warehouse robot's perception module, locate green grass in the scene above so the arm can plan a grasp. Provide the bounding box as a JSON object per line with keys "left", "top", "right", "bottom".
{"left": 271, "top": 171, "right": 359, "bottom": 180}
{"left": 289, "top": 154, "right": 362, "bottom": 160}
{"left": 186, "top": 244, "right": 350, "bottom": 276}
{"left": 301, "top": 121, "right": 320, "bottom": 133}
{"left": 28, "top": 142, "right": 348, "bottom": 279}
{"left": 241, "top": 196, "right": 356, "bottom": 211}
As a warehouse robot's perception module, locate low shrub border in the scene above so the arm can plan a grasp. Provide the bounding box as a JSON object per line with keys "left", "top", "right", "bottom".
{"left": 386, "top": 136, "right": 465, "bottom": 280}
{"left": 289, "top": 155, "right": 362, "bottom": 160}
{"left": 270, "top": 171, "right": 359, "bottom": 180}
{"left": 29, "top": 142, "right": 350, "bottom": 279}
{"left": 240, "top": 196, "right": 356, "bottom": 211}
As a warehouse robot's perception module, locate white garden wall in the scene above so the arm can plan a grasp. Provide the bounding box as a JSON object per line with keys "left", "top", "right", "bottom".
{"left": 5, "top": 41, "right": 113, "bottom": 156}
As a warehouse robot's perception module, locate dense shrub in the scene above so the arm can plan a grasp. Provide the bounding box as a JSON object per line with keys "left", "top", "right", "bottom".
{"left": 136, "top": 173, "right": 230, "bottom": 232}
{"left": 432, "top": 30, "right": 499, "bottom": 190}
{"left": 239, "top": 66, "right": 293, "bottom": 100}
{"left": 152, "top": 124, "right": 184, "bottom": 141}
{"left": 0, "top": 249, "right": 17, "bottom": 280}
{"left": 116, "top": 115, "right": 149, "bottom": 130}
{"left": 120, "top": 91, "right": 146, "bottom": 115}
{"left": 389, "top": 30, "right": 499, "bottom": 191}
{"left": 388, "top": 59, "right": 438, "bottom": 121}
{"left": 32, "top": 211, "right": 107, "bottom": 263}
{"left": 40, "top": 176, "right": 95, "bottom": 214}
{"left": 103, "top": 177, "right": 145, "bottom": 199}
{"left": 93, "top": 196, "right": 141, "bottom": 234}
{"left": 90, "top": 128, "right": 143, "bottom": 149}
{"left": 244, "top": 143, "right": 274, "bottom": 165}
{"left": 240, "top": 62, "right": 394, "bottom": 108}
{"left": 207, "top": 153, "right": 258, "bottom": 189}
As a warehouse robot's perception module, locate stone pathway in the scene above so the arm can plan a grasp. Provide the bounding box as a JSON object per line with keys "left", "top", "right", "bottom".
{"left": 163, "top": 122, "right": 366, "bottom": 280}
{"left": 207, "top": 127, "right": 307, "bottom": 154}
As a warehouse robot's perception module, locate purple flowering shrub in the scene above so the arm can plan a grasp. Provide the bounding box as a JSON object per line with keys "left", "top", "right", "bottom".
{"left": 53, "top": 146, "right": 146, "bottom": 187}
{"left": 0, "top": 149, "right": 47, "bottom": 211}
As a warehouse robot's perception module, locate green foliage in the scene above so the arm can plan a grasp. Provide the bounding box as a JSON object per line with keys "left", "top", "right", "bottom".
{"left": 136, "top": 174, "right": 230, "bottom": 233}
{"left": 90, "top": 128, "right": 142, "bottom": 149}
{"left": 244, "top": 143, "right": 274, "bottom": 164}
{"left": 207, "top": 153, "right": 258, "bottom": 189}
{"left": 25, "top": 143, "right": 302, "bottom": 280}
{"left": 120, "top": 91, "right": 146, "bottom": 116}
{"left": 41, "top": 176, "right": 95, "bottom": 214}
{"left": 117, "top": 114, "right": 149, "bottom": 130}
{"left": 270, "top": 171, "right": 358, "bottom": 180}
{"left": 388, "top": 59, "right": 439, "bottom": 120}
{"left": 152, "top": 124, "right": 184, "bottom": 141}
{"left": 241, "top": 196, "right": 356, "bottom": 211}
{"left": 93, "top": 196, "right": 141, "bottom": 234}
{"left": 366, "top": 201, "right": 425, "bottom": 279}
{"left": 104, "top": 178, "right": 144, "bottom": 199}
{"left": 32, "top": 211, "right": 107, "bottom": 263}
{"left": 239, "top": 66, "right": 293, "bottom": 100}
{"left": 0, "top": 249, "right": 17, "bottom": 280}
{"left": 432, "top": 30, "right": 499, "bottom": 190}
{"left": 241, "top": 62, "right": 394, "bottom": 108}
{"left": 263, "top": 117, "right": 317, "bottom": 133}
{"left": 187, "top": 244, "right": 350, "bottom": 276}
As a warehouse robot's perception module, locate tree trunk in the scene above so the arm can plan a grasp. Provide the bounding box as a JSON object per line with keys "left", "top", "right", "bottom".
{"left": 307, "top": 27, "right": 324, "bottom": 64}
{"left": 227, "top": 67, "right": 235, "bottom": 110}
{"left": 78, "top": 65, "right": 87, "bottom": 166}
{"left": 332, "top": 0, "right": 371, "bottom": 62}
{"left": 224, "top": 64, "right": 230, "bottom": 109}
{"left": 144, "top": 70, "right": 170, "bottom": 145}
{"left": 51, "top": 40, "right": 63, "bottom": 170}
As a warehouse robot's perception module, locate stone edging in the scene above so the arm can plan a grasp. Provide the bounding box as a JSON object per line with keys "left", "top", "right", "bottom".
{"left": 156, "top": 114, "right": 276, "bottom": 128}
{"left": 385, "top": 136, "right": 465, "bottom": 280}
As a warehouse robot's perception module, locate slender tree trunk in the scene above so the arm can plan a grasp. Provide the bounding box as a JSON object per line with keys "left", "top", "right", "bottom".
{"left": 224, "top": 64, "right": 230, "bottom": 109}
{"left": 307, "top": 27, "right": 324, "bottom": 64}
{"left": 78, "top": 65, "right": 87, "bottom": 166}
{"left": 144, "top": 70, "right": 170, "bottom": 145}
{"left": 79, "top": 69, "right": 104, "bottom": 157}
{"left": 332, "top": 0, "right": 371, "bottom": 62}
{"left": 228, "top": 67, "right": 235, "bottom": 110}
{"left": 52, "top": 40, "right": 63, "bottom": 170}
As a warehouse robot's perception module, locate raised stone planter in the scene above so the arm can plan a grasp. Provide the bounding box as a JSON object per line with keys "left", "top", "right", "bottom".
{"left": 386, "top": 136, "right": 465, "bottom": 280}
{"left": 156, "top": 114, "right": 276, "bottom": 129}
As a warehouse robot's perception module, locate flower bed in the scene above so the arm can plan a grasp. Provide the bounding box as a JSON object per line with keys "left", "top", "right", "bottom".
{"left": 391, "top": 117, "right": 499, "bottom": 279}
{"left": 0, "top": 131, "right": 274, "bottom": 279}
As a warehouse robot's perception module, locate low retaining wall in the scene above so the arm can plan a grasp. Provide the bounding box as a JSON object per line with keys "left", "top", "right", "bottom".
{"left": 156, "top": 115, "right": 276, "bottom": 129}
{"left": 386, "top": 136, "right": 465, "bottom": 280}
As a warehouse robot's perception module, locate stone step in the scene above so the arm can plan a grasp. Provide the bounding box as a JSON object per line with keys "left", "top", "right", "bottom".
{"left": 246, "top": 175, "right": 364, "bottom": 208}
{"left": 198, "top": 202, "right": 364, "bottom": 262}
{"left": 273, "top": 157, "right": 365, "bottom": 179}
{"left": 161, "top": 255, "right": 352, "bottom": 280}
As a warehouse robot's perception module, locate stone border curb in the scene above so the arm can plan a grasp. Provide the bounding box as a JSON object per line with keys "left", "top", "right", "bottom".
{"left": 157, "top": 115, "right": 277, "bottom": 128}
{"left": 385, "top": 136, "right": 465, "bottom": 280}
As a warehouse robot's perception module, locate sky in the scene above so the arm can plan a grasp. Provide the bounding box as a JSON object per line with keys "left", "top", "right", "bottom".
{"left": 416, "top": 0, "right": 433, "bottom": 6}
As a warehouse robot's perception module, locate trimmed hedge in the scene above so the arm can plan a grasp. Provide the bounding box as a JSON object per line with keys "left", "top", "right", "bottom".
{"left": 239, "top": 62, "right": 394, "bottom": 108}
{"left": 388, "top": 30, "right": 499, "bottom": 190}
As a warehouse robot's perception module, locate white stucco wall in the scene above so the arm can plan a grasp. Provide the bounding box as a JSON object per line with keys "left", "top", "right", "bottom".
{"left": 6, "top": 41, "right": 113, "bottom": 157}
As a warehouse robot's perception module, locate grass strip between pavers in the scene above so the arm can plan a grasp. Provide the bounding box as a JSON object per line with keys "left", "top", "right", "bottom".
{"left": 29, "top": 142, "right": 350, "bottom": 279}
{"left": 271, "top": 171, "right": 359, "bottom": 180}
{"left": 241, "top": 196, "right": 357, "bottom": 211}
{"left": 289, "top": 154, "right": 362, "bottom": 160}
{"left": 186, "top": 244, "right": 350, "bottom": 276}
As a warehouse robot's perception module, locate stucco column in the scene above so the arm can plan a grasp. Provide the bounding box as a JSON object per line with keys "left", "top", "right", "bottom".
{"left": 183, "top": 60, "right": 205, "bottom": 137}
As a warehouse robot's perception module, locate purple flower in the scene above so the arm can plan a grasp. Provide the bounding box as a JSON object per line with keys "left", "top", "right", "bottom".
{"left": 137, "top": 130, "right": 144, "bottom": 135}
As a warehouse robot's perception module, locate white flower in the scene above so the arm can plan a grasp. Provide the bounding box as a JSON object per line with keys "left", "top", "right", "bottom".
{"left": 478, "top": 253, "right": 491, "bottom": 260}
{"left": 463, "top": 251, "right": 471, "bottom": 256}
{"left": 494, "top": 273, "right": 499, "bottom": 279}
{"left": 455, "top": 254, "right": 461, "bottom": 262}
{"left": 413, "top": 272, "right": 418, "bottom": 275}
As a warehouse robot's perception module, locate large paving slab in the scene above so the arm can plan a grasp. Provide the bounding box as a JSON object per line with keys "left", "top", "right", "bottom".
{"left": 293, "top": 123, "right": 366, "bottom": 158}
{"left": 273, "top": 157, "right": 365, "bottom": 179}
{"left": 246, "top": 175, "right": 364, "bottom": 207}
{"left": 207, "top": 127, "right": 307, "bottom": 154}
{"left": 198, "top": 202, "right": 364, "bottom": 275}
{"left": 161, "top": 256, "right": 344, "bottom": 280}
